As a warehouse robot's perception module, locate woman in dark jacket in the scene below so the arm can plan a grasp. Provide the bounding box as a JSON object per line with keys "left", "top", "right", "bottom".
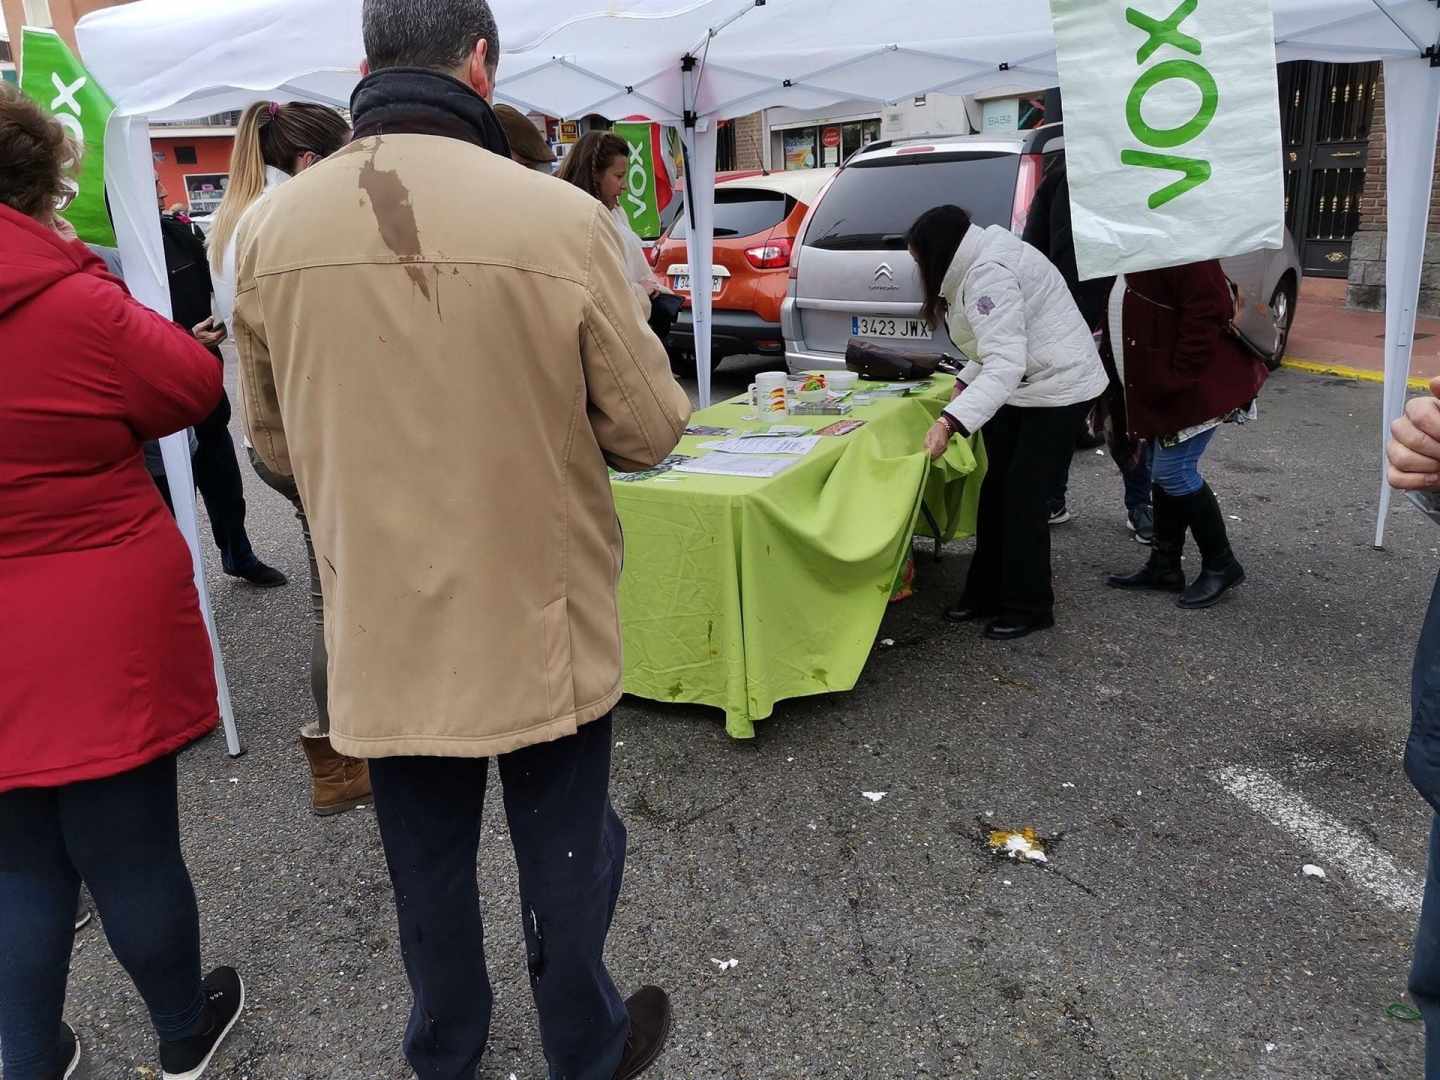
{"left": 0, "top": 85, "right": 243, "bottom": 1079}
{"left": 1103, "top": 259, "right": 1268, "bottom": 608}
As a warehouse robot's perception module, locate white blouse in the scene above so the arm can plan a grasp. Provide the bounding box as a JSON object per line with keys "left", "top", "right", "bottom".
{"left": 608, "top": 203, "right": 659, "bottom": 314}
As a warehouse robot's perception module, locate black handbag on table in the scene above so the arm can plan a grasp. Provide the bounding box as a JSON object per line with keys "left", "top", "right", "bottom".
{"left": 845, "top": 339, "right": 958, "bottom": 381}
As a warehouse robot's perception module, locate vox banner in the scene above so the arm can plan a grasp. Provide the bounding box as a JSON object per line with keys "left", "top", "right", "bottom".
{"left": 1049, "top": 0, "right": 1284, "bottom": 280}
{"left": 20, "top": 27, "right": 117, "bottom": 246}
{"left": 613, "top": 121, "right": 679, "bottom": 240}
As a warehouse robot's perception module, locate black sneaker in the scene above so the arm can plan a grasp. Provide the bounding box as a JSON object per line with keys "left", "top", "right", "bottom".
{"left": 1048, "top": 505, "right": 1073, "bottom": 526}
{"left": 53, "top": 1021, "right": 81, "bottom": 1080}
{"left": 159, "top": 967, "right": 245, "bottom": 1080}
{"left": 612, "top": 986, "right": 672, "bottom": 1080}
{"left": 1128, "top": 504, "right": 1155, "bottom": 545}
{"left": 227, "top": 560, "right": 288, "bottom": 588}
{"left": 74, "top": 897, "right": 92, "bottom": 932}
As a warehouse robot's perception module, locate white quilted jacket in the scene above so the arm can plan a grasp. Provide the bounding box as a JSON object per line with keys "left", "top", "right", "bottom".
{"left": 939, "top": 224, "right": 1109, "bottom": 434}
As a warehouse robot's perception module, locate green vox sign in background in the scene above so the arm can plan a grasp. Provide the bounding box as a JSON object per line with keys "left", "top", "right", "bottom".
{"left": 20, "top": 28, "right": 116, "bottom": 246}
{"left": 1049, "top": 0, "right": 1284, "bottom": 280}
{"left": 614, "top": 121, "right": 676, "bottom": 241}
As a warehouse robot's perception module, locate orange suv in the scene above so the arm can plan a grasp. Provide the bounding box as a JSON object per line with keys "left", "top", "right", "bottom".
{"left": 651, "top": 168, "right": 835, "bottom": 372}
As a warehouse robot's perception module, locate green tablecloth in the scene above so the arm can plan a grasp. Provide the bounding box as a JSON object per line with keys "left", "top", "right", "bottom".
{"left": 612, "top": 375, "right": 985, "bottom": 738}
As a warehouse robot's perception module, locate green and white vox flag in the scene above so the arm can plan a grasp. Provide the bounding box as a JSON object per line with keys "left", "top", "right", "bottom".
{"left": 20, "top": 27, "right": 116, "bottom": 246}
{"left": 613, "top": 121, "right": 675, "bottom": 241}
{"left": 1049, "top": 0, "right": 1285, "bottom": 280}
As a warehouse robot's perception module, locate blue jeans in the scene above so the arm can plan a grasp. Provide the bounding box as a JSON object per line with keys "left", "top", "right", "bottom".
{"left": 367, "top": 715, "right": 629, "bottom": 1080}
{"left": 0, "top": 755, "right": 206, "bottom": 1078}
{"left": 1151, "top": 428, "right": 1217, "bottom": 497}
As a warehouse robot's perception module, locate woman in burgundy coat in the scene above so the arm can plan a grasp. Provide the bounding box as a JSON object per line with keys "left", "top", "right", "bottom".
{"left": 0, "top": 85, "right": 244, "bottom": 1079}
{"left": 1103, "top": 259, "right": 1268, "bottom": 609}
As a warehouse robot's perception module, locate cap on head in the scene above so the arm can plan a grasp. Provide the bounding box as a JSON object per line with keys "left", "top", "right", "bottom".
{"left": 494, "top": 104, "right": 556, "bottom": 168}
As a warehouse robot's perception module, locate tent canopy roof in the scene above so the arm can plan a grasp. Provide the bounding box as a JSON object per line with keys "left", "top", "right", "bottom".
{"left": 77, "top": 0, "right": 1440, "bottom": 125}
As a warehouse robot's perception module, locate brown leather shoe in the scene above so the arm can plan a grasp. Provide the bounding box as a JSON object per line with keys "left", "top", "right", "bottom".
{"left": 299, "top": 728, "right": 371, "bottom": 817}
{"left": 612, "top": 986, "right": 672, "bottom": 1080}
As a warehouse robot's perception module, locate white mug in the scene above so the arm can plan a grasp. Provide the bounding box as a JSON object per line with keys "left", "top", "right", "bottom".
{"left": 747, "top": 372, "right": 789, "bottom": 415}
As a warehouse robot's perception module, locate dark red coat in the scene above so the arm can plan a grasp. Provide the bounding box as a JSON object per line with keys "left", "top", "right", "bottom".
{"left": 1103, "top": 259, "right": 1268, "bottom": 439}
{"left": 0, "top": 204, "right": 223, "bottom": 793}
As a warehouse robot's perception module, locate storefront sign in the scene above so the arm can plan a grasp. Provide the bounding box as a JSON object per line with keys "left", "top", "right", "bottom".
{"left": 821, "top": 127, "right": 841, "bottom": 149}
{"left": 559, "top": 120, "right": 580, "bottom": 144}
{"left": 1049, "top": 0, "right": 1285, "bottom": 280}
{"left": 19, "top": 28, "right": 116, "bottom": 245}
{"left": 612, "top": 121, "right": 677, "bottom": 241}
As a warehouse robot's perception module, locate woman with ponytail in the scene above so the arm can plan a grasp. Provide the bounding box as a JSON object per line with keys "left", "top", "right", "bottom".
{"left": 209, "top": 101, "right": 349, "bottom": 327}
{"left": 208, "top": 101, "right": 370, "bottom": 820}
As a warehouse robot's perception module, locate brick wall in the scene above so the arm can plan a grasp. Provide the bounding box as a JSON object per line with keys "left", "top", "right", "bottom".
{"left": 1347, "top": 67, "right": 1440, "bottom": 315}
{"left": 733, "top": 112, "right": 765, "bottom": 171}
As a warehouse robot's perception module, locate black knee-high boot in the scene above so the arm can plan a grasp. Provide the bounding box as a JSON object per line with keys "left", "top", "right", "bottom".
{"left": 1106, "top": 485, "right": 1186, "bottom": 592}
{"left": 1176, "top": 482, "right": 1245, "bottom": 609}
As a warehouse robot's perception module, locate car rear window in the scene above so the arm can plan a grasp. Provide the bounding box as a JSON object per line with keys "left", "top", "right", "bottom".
{"left": 803, "top": 152, "right": 1021, "bottom": 251}
{"left": 671, "top": 189, "right": 792, "bottom": 240}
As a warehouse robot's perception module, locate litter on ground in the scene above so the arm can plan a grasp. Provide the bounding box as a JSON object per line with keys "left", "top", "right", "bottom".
{"left": 1302, "top": 864, "right": 1327, "bottom": 880}
{"left": 862, "top": 791, "right": 887, "bottom": 802}
{"left": 711, "top": 957, "right": 739, "bottom": 971}
{"left": 989, "top": 827, "right": 1048, "bottom": 864}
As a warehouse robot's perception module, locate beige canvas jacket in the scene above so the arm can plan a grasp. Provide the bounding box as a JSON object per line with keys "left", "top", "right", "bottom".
{"left": 234, "top": 133, "right": 691, "bottom": 759}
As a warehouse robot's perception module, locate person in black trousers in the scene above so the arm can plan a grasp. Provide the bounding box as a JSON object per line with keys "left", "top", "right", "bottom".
{"left": 1022, "top": 155, "right": 1156, "bottom": 543}
{"left": 910, "top": 205, "right": 1109, "bottom": 640}
{"left": 156, "top": 180, "right": 285, "bottom": 588}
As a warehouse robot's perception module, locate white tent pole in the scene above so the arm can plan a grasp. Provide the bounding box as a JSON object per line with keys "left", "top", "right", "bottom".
{"left": 106, "top": 114, "right": 243, "bottom": 755}
{"left": 682, "top": 58, "right": 719, "bottom": 409}
{"left": 1375, "top": 56, "right": 1440, "bottom": 549}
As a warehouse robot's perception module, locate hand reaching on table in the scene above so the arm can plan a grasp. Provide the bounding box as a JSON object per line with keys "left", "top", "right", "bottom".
{"left": 924, "top": 419, "right": 952, "bottom": 462}
{"left": 1389, "top": 376, "right": 1440, "bottom": 490}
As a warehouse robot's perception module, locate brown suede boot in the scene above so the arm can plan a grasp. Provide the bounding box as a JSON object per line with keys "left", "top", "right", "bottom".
{"left": 299, "top": 726, "right": 372, "bottom": 817}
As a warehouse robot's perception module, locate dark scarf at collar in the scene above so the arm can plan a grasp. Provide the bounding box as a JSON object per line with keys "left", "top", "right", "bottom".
{"left": 349, "top": 67, "right": 512, "bottom": 158}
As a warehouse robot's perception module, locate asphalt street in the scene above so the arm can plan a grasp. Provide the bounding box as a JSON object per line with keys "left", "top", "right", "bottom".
{"left": 53, "top": 356, "right": 1438, "bottom": 1079}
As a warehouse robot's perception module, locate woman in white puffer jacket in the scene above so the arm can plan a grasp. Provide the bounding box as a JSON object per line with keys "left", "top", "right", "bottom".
{"left": 910, "top": 204, "right": 1108, "bottom": 641}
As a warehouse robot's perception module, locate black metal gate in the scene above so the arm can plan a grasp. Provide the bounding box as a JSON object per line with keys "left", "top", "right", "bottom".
{"left": 1279, "top": 61, "right": 1380, "bottom": 278}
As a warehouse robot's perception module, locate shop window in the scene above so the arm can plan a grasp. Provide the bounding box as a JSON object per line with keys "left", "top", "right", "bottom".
{"left": 184, "top": 174, "right": 229, "bottom": 216}
{"left": 783, "top": 129, "right": 818, "bottom": 171}
{"left": 175, "top": 146, "right": 198, "bottom": 166}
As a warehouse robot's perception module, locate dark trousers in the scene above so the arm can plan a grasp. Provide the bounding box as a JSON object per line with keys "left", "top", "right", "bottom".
{"left": 966, "top": 400, "right": 1094, "bottom": 619}
{"left": 368, "top": 716, "right": 629, "bottom": 1080}
{"left": 0, "top": 756, "right": 205, "bottom": 1079}
{"left": 247, "top": 448, "right": 328, "bottom": 732}
{"left": 1410, "top": 571, "right": 1440, "bottom": 1077}
{"left": 1049, "top": 419, "right": 1154, "bottom": 515}
{"left": 1412, "top": 818, "right": 1440, "bottom": 1078}
{"left": 193, "top": 389, "right": 257, "bottom": 575}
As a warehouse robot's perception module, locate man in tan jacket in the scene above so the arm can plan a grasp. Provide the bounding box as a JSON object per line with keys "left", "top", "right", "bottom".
{"left": 232, "top": 1, "right": 691, "bottom": 1076}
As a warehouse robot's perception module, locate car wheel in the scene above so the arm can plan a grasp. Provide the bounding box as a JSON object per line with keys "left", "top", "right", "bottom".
{"left": 1270, "top": 278, "right": 1297, "bottom": 365}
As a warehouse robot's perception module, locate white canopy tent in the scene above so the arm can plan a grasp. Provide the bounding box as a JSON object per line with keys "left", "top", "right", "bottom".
{"left": 75, "top": 0, "right": 1440, "bottom": 749}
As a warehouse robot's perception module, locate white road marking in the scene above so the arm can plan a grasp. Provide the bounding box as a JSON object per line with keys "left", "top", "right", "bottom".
{"left": 1211, "top": 766, "right": 1424, "bottom": 915}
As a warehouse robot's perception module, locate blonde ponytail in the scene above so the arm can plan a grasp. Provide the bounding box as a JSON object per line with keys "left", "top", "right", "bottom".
{"left": 207, "top": 102, "right": 270, "bottom": 273}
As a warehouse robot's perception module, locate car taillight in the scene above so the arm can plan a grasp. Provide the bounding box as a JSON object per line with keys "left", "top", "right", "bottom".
{"left": 745, "top": 238, "right": 792, "bottom": 270}
{"left": 1012, "top": 153, "right": 1045, "bottom": 235}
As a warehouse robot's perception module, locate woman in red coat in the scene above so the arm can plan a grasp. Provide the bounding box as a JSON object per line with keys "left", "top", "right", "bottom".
{"left": 1103, "top": 259, "right": 1269, "bottom": 608}
{"left": 0, "top": 85, "right": 244, "bottom": 1080}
